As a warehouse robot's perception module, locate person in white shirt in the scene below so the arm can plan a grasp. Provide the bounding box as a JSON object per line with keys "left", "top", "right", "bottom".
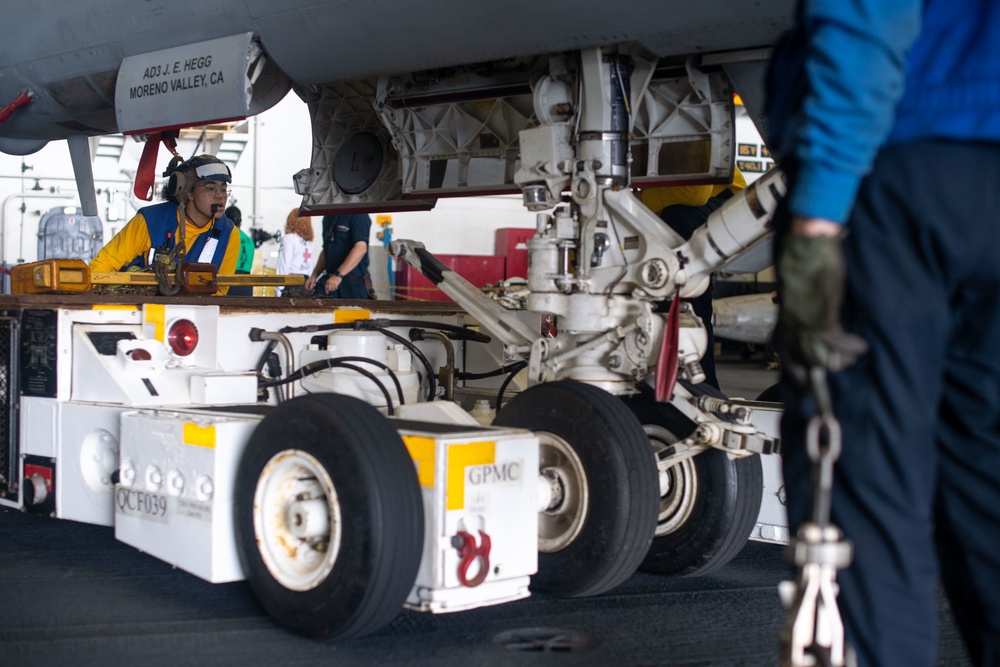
{"left": 275, "top": 208, "right": 315, "bottom": 296}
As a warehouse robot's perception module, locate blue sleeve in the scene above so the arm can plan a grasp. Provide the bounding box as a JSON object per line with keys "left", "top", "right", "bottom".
{"left": 348, "top": 214, "right": 372, "bottom": 246}
{"left": 790, "top": 0, "right": 922, "bottom": 223}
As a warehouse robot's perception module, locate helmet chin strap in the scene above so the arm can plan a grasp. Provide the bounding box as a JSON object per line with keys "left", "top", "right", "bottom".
{"left": 184, "top": 195, "right": 214, "bottom": 227}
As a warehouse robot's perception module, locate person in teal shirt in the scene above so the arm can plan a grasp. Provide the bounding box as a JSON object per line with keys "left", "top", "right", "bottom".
{"left": 226, "top": 205, "right": 255, "bottom": 296}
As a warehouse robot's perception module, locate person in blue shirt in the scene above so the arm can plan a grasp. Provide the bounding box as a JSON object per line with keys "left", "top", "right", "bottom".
{"left": 305, "top": 214, "right": 374, "bottom": 299}
{"left": 769, "top": 1, "right": 1000, "bottom": 666}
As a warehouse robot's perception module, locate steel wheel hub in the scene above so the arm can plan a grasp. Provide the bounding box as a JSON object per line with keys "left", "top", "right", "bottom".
{"left": 537, "top": 432, "right": 589, "bottom": 553}
{"left": 253, "top": 449, "right": 342, "bottom": 591}
{"left": 645, "top": 424, "right": 697, "bottom": 537}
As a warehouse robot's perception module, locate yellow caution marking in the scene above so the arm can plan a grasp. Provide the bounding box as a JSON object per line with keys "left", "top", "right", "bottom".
{"left": 403, "top": 435, "right": 436, "bottom": 487}
{"left": 145, "top": 304, "right": 166, "bottom": 342}
{"left": 90, "top": 304, "right": 139, "bottom": 311}
{"left": 183, "top": 423, "right": 216, "bottom": 449}
{"left": 334, "top": 309, "right": 372, "bottom": 324}
{"left": 446, "top": 441, "right": 495, "bottom": 511}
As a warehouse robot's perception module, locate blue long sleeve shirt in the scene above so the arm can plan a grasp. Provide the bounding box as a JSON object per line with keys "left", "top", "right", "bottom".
{"left": 774, "top": 0, "right": 1000, "bottom": 224}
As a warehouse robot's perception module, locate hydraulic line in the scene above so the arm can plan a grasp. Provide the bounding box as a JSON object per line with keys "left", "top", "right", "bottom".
{"left": 456, "top": 362, "right": 529, "bottom": 381}
{"left": 383, "top": 319, "right": 491, "bottom": 343}
{"left": 261, "top": 362, "right": 395, "bottom": 416}
{"left": 495, "top": 360, "right": 528, "bottom": 410}
{"left": 263, "top": 356, "right": 405, "bottom": 407}
{"left": 254, "top": 339, "right": 278, "bottom": 373}
{"left": 411, "top": 329, "right": 455, "bottom": 401}
{"left": 256, "top": 330, "right": 296, "bottom": 402}
{"left": 279, "top": 318, "right": 490, "bottom": 343}
{"left": 379, "top": 327, "right": 437, "bottom": 401}
{"left": 280, "top": 321, "right": 384, "bottom": 335}
{"left": 258, "top": 321, "right": 439, "bottom": 401}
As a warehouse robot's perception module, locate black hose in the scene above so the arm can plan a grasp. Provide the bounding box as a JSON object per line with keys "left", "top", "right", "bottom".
{"left": 333, "top": 357, "right": 405, "bottom": 405}
{"left": 272, "top": 318, "right": 439, "bottom": 400}
{"left": 378, "top": 327, "right": 437, "bottom": 401}
{"left": 456, "top": 362, "right": 529, "bottom": 381}
{"left": 495, "top": 361, "right": 527, "bottom": 410}
{"left": 260, "top": 361, "right": 396, "bottom": 416}
{"left": 278, "top": 318, "right": 490, "bottom": 344}
{"left": 254, "top": 339, "right": 279, "bottom": 374}
{"left": 303, "top": 356, "right": 406, "bottom": 406}
{"left": 279, "top": 321, "right": 369, "bottom": 335}
{"left": 383, "top": 319, "right": 491, "bottom": 343}
{"left": 259, "top": 357, "right": 404, "bottom": 404}
{"left": 332, "top": 363, "right": 394, "bottom": 416}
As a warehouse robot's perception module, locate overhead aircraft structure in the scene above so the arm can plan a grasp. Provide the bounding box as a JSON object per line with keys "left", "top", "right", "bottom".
{"left": 1, "top": 0, "right": 792, "bottom": 204}
{"left": 0, "top": 0, "right": 795, "bottom": 384}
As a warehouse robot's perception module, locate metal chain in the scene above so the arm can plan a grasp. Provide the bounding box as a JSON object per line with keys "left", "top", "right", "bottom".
{"left": 779, "top": 367, "right": 855, "bottom": 667}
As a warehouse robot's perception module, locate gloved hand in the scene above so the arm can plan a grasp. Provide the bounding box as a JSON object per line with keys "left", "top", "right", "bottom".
{"left": 776, "top": 232, "right": 868, "bottom": 378}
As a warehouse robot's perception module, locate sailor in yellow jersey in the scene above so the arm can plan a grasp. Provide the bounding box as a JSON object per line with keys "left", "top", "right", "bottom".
{"left": 91, "top": 154, "right": 241, "bottom": 295}
{"left": 640, "top": 167, "right": 747, "bottom": 388}
{"left": 640, "top": 167, "right": 747, "bottom": 217}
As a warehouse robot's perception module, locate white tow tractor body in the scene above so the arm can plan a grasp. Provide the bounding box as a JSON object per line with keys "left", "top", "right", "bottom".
{"left": 4, "top": 299, "right": 542, "bottom": 616}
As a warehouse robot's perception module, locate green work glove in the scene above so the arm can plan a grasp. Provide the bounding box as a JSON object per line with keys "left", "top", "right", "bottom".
{"left": 777, "top": 233, "right": 868, "bottom": 378}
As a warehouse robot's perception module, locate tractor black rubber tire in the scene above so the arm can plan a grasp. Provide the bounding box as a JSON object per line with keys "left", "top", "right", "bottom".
{"left": 234, "top": 393, "right": 423, "bottom": 639}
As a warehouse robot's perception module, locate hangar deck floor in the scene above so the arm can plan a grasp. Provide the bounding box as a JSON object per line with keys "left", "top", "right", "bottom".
{"left": 0, "top": 358, "right": 973, "bottom": 667}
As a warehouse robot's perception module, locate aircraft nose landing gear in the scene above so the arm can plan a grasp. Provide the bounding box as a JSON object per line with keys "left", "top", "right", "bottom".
{"left": 495, "top": 380, "right": 658, "bottom": 597}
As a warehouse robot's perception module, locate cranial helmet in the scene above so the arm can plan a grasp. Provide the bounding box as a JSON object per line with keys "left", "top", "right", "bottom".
{"left": 164, "top": 154, "right": 232, "bottom": 202}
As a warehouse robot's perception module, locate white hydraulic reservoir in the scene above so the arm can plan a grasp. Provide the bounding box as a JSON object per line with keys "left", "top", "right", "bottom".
{"left": 299, "top": 331, "right": 420, "bottom": 407}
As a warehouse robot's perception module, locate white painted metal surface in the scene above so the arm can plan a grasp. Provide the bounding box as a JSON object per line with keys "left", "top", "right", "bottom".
{"left": 400, "top": 423, "right": 539, "bottom": 612}
{"left": 740, "top": 402, "right": 789, "bottom": 545}
{"left": 114, "top": 408, "right": 260, "bottom": 583}
{"left": 116, "top": 33, "right": 259, "bottom": 134}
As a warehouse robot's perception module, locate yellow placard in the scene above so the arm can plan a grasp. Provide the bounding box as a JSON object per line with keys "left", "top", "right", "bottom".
{"left": 145, "top": 303, "right": 166, "bottom": 342}
{"left": 446, "top": 441, "right": 495, "bottom": 511}
{"left": 403, "top": 435, "right": 436, "bottom": 488}
{"left": 183, "top": 423, "right": 216, "bottom": 449}
{"left": 402, "top": 436, "right": 497, "bottom": 511}
{"left": 334, "top": 309, "right": 372, "bottom": 324}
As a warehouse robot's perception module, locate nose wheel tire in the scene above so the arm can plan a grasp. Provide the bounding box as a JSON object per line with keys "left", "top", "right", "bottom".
{"left": 234, "top": 393, "right": 423, "bottom": 639}
{"left": 625, "top": 396, "right": 763, "bottom": 576}
{"left": 494, "top": 381, "right": 658, "bottom": 597}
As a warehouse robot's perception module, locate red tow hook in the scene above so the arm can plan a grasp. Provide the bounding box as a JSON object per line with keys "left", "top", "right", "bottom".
{"left": 0, "top": 90, "right": 34, "bottom": 124}
{"left": 453, "top": 530, "right": 491, "bottom": 587}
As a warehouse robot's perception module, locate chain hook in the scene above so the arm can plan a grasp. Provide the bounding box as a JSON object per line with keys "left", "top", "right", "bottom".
{"left": 780, "top": 367, "right": 855, "bottom": 667}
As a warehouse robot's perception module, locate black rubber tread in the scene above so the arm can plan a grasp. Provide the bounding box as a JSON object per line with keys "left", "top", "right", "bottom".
{"left": 234, "top": 393, "right": 423, "bottom": 639}
{"left": 625, "top": 394, "right": 764, "bottom": 577}
{"left": 755, "top": 383, "right": 783, "bottom": 403}
{"left": 493, "top": 380, "right": 658, "bottom": 597}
